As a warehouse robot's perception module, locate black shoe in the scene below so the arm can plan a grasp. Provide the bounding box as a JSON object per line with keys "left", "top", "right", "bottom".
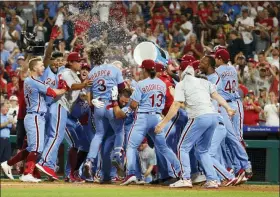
{"left": 162, "top": 177, "right": 179, "bottom": 186}
{"left": 150, "top": 179, "right": 163, "bottom": 185}
{"left": 100, "top": 179, "right": 112, "bottom": 184}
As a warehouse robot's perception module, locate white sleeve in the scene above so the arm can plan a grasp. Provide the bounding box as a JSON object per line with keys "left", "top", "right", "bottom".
{"left": 62, "top": 71, "right": 76, "bottom": 88}
{"left": 174, "top": 82, "right": 185, "bottom": 102}
{"left": 249, "top": 17, "right": 255, "bottom": 27}
{"left": 185, "top": 22, "right": 193, "bottom": 31}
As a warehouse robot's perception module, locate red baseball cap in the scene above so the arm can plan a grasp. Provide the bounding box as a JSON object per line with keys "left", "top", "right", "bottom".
{"left": 215, "top": 49, "right": 230, "bottom": 63}
{"left": 191, "top": 60, "right": 200, "bottom": 71}
{"left": 155, "top": 62, "right": 164, "bottom": 72}
{"left": 139, "top": 59, "right": 156, "bottom": 70}
{"left": 67, "top": 52, "right": 84, "bottom": 62}
{"left": 81, "top": 63, "right": 91, "bottom": 70}
{"left": 179, "top": 60, "right": 192, "bottom": 71}
{"left": 178, "top": 54, "right": 196, "bottom": 63}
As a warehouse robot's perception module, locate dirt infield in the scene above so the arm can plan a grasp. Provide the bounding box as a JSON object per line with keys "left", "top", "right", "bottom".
{"left": 1, "top": 181, "right": 279, "bottom": 193}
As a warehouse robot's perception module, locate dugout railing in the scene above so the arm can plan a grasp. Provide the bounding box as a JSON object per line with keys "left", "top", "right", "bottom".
{"left": 6, "top": 126, "right": 280, "bottom": 184}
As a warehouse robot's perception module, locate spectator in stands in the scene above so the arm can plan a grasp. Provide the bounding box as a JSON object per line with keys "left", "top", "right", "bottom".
{"left": 6, "top": 72, "right": 19, "bottom": 98}
{"left": 250, "top": 63, "right": 272, "bottom": 95}
{"left": 0, "top": 64, "right": 7, "bottom": 95}
{"left": 180, "top": 14, "right": 193, "bottom": 42}
{"left": 145, "top": 27, "right": 157, "bottom": 43}
{"left": 243, "top": 90, "right": 262, "bottom": 126}
{"left": 235, "top": 7, "right": 254, "bottom": 58}
{"left": 33, "top": 18, "right": 47, "bottom": 42}
{"left": 253, "top": 26, "right": 270, "bottom": 54}
{"left": 227, "top": 30, "right": 246, "bottom": 63}
{"left": 268, "top": 65, "right": 279, "bottom": 99}
{"left": 2, "top": 20, "right": 19, "bottom": 52}
{"left": 264, "top": 92, "right": 279, "bottom": 127}
{"left": 0, "top": 102, "right": 14, "bottom": 162}
{"left": 258, "top": 87, "right": 269, "bottom": 109}
{"left": 0, "top": 40, "right": 10, "bottom": 67}
{"left": 138, "top": 137, "right": 156, "bottom": 183}
{"left": 183, "top": 33, "right": 203, "bottom": 59}
{"left": 266, "top": 47, "right": 279, "bottom": 70}
{"left": 169, "top": 24, "right": 185, "bottom": 51}
{"left": 7, "top": 95, "right": 18, "bottom": 134}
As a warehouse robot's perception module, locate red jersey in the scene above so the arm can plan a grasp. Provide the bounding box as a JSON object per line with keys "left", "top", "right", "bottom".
{"left": 243, "top": 100, "right": 260, "bottom": 126}
{"left": 239, "top": 84, "right": 248, "bottom": 98}
{"left": 74, "top": 20, "right": 91, "bottom": 35}
{"left": 17, "top": 78, "right": 26, "bottom": 119}
{"left": 7, "top": 82, "right": 19, "bottom": 98}
{"left": 259, "top": 18, "right": 273, "bottom": 29}
{"left": 197, "top": 9, "right": 211, "bottom": 23}
{"left": 159, "top": 74, "right": 174, "bottom": 116}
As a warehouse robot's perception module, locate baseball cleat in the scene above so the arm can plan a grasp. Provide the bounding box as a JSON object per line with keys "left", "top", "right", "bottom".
{"left": 234, "top": 169, "right": 246, "bottom": 185}
{"left": 32, "top": 168, "right": 41, "bottom": 179}
{"left": 162, "top": 177, "right": 179, "bottom": 186}
{"left": 224, "top": 177, "right": 238, "bottom": 187}
{"left": 149, "top": 179, "right": 163, "bottom": 185}
{"left": 191, "top": 172, "right": 206, "bottom": 184}
{"left": 83, "top": 160, "right": 93, "bottom": 181}
{"left": 203, "top": 180, "right": 219, "bottom": 189}
{"left": 120, "top": 175, "right": 137, "bottom": 186}
{"left": 73, "top": 171, "right": 85, "bottom": 183}
{"left": 19, "top": 174, "right": 41, "bottom": 183}
{"left": 35, "top": 163, "right": 59, "bottom": 180}
{"left": 169, "top": 179, "right": 193, "bottom": 188}
{"left": 1, "top": 161, "right": 14, "bottom": 180}
{"left": 136, "top": 179, "right": 146, "bottom": 185}
{"left": 245, "top": 168, "right": 253, "bottom": 179}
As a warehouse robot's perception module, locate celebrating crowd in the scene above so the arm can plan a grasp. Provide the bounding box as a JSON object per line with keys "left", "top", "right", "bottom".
{"left": 0, "top": 1, "right": 279, "bottom": 187}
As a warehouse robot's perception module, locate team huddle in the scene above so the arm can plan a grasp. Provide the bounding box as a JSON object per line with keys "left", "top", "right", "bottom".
{"left": 1, "top": 27, "right": 253, "bottom": 189}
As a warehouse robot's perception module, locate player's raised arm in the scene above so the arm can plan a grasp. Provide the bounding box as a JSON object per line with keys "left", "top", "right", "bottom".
{"left": 43, "top": 26, "right": 60, "bottom": 67}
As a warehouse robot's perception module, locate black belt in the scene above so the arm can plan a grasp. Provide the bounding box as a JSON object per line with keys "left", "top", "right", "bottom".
{"left": 138, "top": 112, "right": 161, "bottom": 115}
{"left": 219, "top": 122, "right": 224, "bottom": 126}
{"left": 0, "top": 137, "right": 9, "bottom": 140}
{"left": 27, "top": 112, "right": 45, "bottom": 116}
{"left": 226, "top": 100, "right": 232, "bottom": 103}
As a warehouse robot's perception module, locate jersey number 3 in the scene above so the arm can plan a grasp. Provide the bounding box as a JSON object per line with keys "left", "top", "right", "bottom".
{"left": 225, "top": 80, "right": 236, "bottom": 93}
{"left": 149, "top": 93, "right": 163, "bottom": 107}
{"left": 97, "top": 79, "right": 106, "bottom": 92}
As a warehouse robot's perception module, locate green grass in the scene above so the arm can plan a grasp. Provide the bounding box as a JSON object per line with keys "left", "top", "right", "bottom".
{"left": 1, "top": 187, "right": 279, "bottom": 197}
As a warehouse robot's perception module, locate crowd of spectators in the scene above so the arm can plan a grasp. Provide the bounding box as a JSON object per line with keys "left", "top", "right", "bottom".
{"left": 0, "top": 1, "right": 279, "bottom": 132}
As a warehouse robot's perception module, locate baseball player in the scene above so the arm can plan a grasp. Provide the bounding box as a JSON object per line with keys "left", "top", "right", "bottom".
{"left": 84, "top": 41, "right": 125, "bottom": 180}
{"left": 121, "top": 59, "right": 181, "bottom": 186}
{"left": 64, "top": 63, "right": 94, "bottom": 182}
{"left": 155, "top": 66, "right": 235, "bottom": 188}
{"left": 1, "top": 58, "right": 66, "bottom": 182}
{"left": 153, "top": 62, "right": 188, "bottom": 185}
{"left": 36, "top": 52, "right": 93, "bottom": 180}
{"left": 214, "top": 49, "right": 252, "bottom": 179}
{"left": 199, "top": 55, "right": 242, "bottom": 186}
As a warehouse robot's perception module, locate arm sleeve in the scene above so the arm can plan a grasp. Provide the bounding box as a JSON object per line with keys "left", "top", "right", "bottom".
{"left": 130, "top": 83, "right": 142, "bottom": 102}
{"left": 174, "top": 82, "right": 185, "bottom": 102}
{"left": 116, "top": 68, "right": 125, "bottom": 85}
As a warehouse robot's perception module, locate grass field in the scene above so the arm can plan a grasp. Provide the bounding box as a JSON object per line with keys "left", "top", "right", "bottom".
{"left": 1, "top": 181, "right": 279, "bottom": 197}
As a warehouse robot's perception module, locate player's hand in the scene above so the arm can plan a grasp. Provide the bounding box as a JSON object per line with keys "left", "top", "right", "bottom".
{"left": 111, "top": 86, "right": 118, "bottom": 101}
{"left": 83, "top": 79, "right": 93, "bottom": 88}
{"left": 226, "top": 108, "right": 236, "bottom": 117}
{"left": 91, "top": 97, "right": 105, "bottom": 108}
{"left": 154, "top": 121, "right": 166, "bottom": 134}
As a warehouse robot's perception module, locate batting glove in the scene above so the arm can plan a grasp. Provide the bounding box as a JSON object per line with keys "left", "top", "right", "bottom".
{"left": 111, "top": 86, "right": 118, "bottom": 101}
{"left": 91, "top": 97, "right": 105, "bottom": 108}
{"left": 57, "top": 79, "right": 69, "bottom": 91}
{"left": 50, "top": 25, "right": 61, "bottom": 40}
